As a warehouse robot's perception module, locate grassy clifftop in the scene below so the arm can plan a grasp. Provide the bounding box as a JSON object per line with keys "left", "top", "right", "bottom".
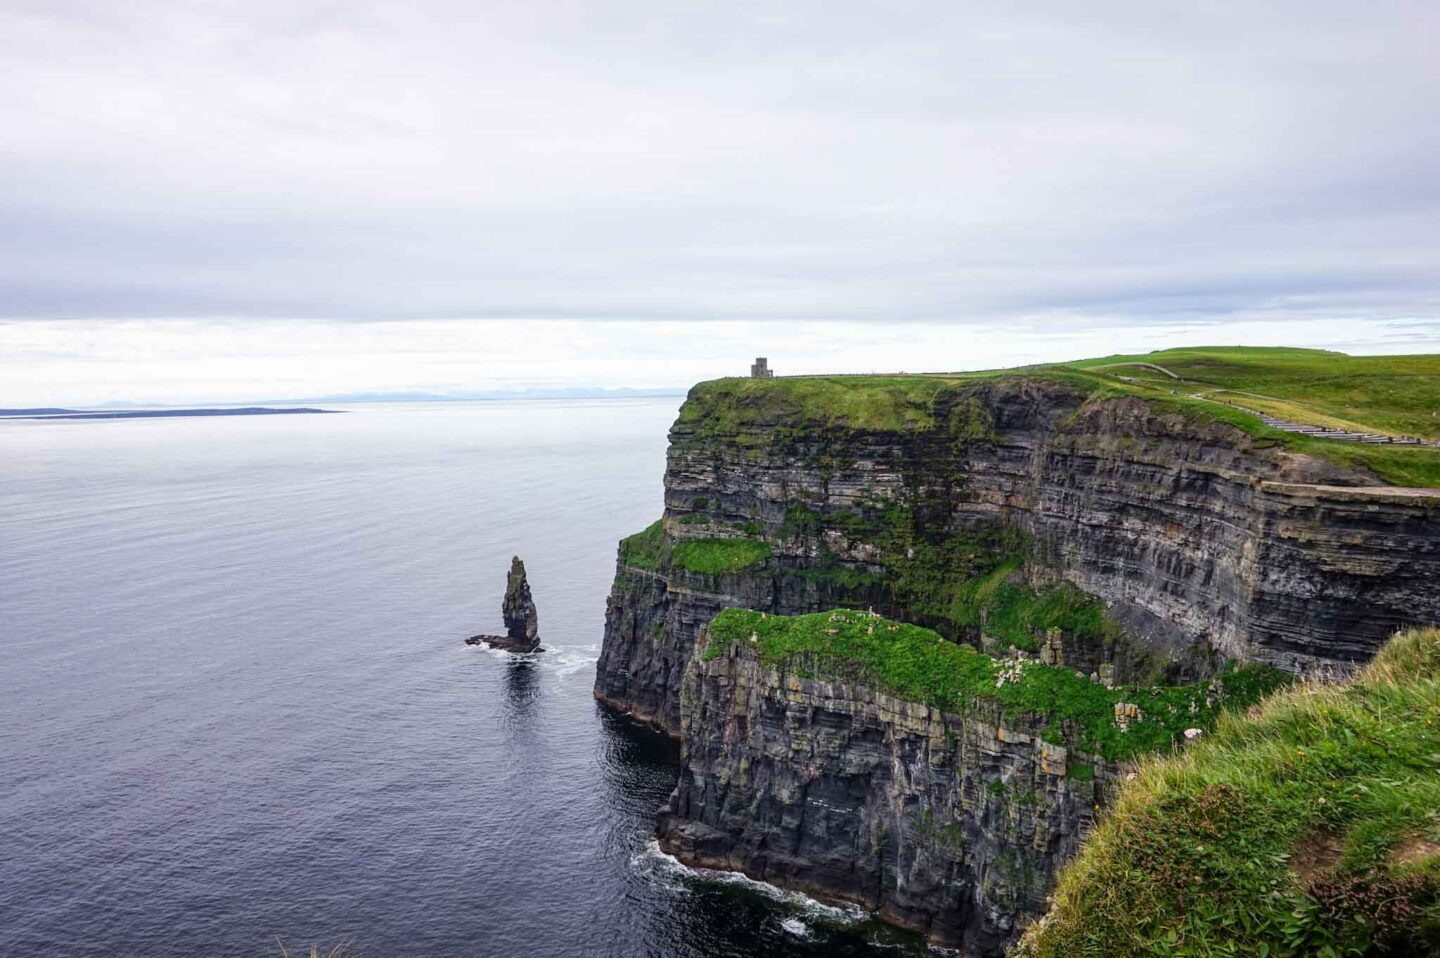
{"left": 1065, "top": 346, "right": 1440, "bottom": 441}
{"left": 1016, "top": 627, "right": 1440, "bottom": 958}
{"left": 680, "top": 347, "right": 1440, "bottom": 487}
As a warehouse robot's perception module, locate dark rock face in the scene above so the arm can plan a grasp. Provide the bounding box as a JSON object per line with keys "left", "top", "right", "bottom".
{"left": 658, "top": 643, "right": 1115, "bottom": 956}
{"left": 598, "top": 379, "right": 1440, "bottom": 733}
{"left": 503, "top": 556, "right": 539, "bottom": 648}
{"left": 597, "top": 377, "right": 1440, "bottom": 948}
{"left": 468, "top": 556, "right": 541, "bottom": 652}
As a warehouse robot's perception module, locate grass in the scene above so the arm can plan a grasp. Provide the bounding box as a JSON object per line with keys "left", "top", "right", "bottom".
{"left": 670, "top": 537, "right": 772, "bottom": 574}
{"left": 678, "top": 374, "right": 951, "bottom": 434}
{"left": 806, "top": 506, "right": 1119, "bottom": 653}
{"left": 703, "top": 608, "right": 1288, "bottom": 762}
{"left": 680, "top": 347, "right": 1440, "bottom": 487}
{"left": 917, "top": 557, "right": 1114, "bottom": 653}
{"left": 618, "top": 519, "right": 666, "bottom": 569}
{"left": 1015, "top": 627, "right": 1440, "bottom": 958}
{"left": 1064, "top": 346, "right": 1440, "bottom": 441}
{"left": 618, "top": 521, "right": 772, "bottom": 575}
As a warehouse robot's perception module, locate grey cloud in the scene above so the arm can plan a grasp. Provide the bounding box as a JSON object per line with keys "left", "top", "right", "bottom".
{"left": 0, "top": 0, "right": 1437, "bottom": 325}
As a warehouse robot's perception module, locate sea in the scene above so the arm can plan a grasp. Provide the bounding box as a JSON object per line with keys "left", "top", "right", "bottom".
{"left": 0, "top": 400, "right": 931, "bottom": 957}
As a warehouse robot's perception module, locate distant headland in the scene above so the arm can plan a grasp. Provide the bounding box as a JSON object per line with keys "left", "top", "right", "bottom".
{"left": 0, "top": 407, "right": 343, "bottom": 421}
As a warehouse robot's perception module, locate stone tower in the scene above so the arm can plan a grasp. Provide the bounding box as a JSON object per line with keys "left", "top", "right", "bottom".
{"left": 750, "top": 357, "right": 774, "bottom": 378}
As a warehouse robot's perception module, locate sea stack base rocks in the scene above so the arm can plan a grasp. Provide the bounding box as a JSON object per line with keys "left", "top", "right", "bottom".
{"left": 466, "top": 556, "right": 541, "bottom": 652}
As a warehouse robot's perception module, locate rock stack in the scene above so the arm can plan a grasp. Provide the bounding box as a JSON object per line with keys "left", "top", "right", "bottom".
{"left": 466, "top": 556, "right": 541, "bottom": 652}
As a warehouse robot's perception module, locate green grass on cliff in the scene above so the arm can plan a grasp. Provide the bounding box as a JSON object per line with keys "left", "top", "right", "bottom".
{"left": 683, "top": 347, "right": 1440, "bottom": 486}
{"left": 670, "top": 536, "right": 772, "bottom": 574}
{"left": 1066, "top": 347, "right": 1440, "bottom": 441}
{"left": 1016, "top": 627, "right": 1440, "bottom": 958}
{"left": 782, "top": 504, "right": 1119, "bottom": 654}
{"left": 703, "top": 608, "right": 1288, "bottom": 762}
{"left": 619, "top": 520, "right": 772, "bottom": 575}
{"left": 619, "top": 519, "right": 666, "bottom": 569}
{"left": 677, "top": 374, "right": 952, "bottom": 434}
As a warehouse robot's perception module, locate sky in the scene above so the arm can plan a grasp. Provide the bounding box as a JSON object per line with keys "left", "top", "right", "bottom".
{"left": 1, "top": 1, "right": 1438, "bottom": 404}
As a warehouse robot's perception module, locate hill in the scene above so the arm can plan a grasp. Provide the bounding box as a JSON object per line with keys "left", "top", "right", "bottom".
{"left": 698, "top": 347, "right": 1440, "bottom": 487}
{"left": 1016, "top": 627, "right": 1440, "bottom": 958}
{"left": 1063, "top": 347, "right": 1440, "bottom": 442}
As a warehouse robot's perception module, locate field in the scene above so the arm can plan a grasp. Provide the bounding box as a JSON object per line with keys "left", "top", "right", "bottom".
{"left": 1063, "top": 347, "right": 1440, "bottom": 441}
{"left": 688, "top": 347, "right": 1440, "bottom": 487}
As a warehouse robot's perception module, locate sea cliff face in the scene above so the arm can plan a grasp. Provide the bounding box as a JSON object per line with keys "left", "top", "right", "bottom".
{"left": 656, "top": 640, "right": 1114, "bottom": 956}
{"left": 597, "top": 377, "right": 1440, "bottom": 733}
{"left": 594, "top": 374, "right": 1440, "bottom": 950}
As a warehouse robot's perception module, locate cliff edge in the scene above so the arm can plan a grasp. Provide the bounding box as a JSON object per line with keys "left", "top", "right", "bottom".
{"left": 595, "top": 348, "right": 1440, "bottom": 950}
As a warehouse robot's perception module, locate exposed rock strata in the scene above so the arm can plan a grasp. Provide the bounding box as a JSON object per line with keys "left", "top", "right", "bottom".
{"left": 657, "top": 640, "right": 1115, "bottom": 956}
{"left": 502, "top": 556, "right": 539, "bottom": 648}
{"left": 598, "top": 379, "right": 1440, "bottom": 733}
{"left": 596, "top": 375, "right": 1440, "bottom": 950}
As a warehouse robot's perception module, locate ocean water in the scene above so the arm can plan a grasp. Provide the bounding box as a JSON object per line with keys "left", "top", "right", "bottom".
{"left": 0, "top": 400, "right": 927, "bottom": 958}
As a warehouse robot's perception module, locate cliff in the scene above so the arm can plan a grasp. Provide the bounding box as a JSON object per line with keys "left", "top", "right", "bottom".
{"left": 595, "top": 360, "right": 1440, "bottom": 950}
{"left": 656, "top": 608, "right": 1284, "bottom": 955}
{"left": 598, "top": 374, "right": 1440, "bottom": 734}
{"left": 659, "top": 639, "right": 1112, "bottom": 954}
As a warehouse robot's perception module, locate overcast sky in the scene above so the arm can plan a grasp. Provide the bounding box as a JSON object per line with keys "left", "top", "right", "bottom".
{"left": 2, "top": 1, "right": 1437, "bottom": 404}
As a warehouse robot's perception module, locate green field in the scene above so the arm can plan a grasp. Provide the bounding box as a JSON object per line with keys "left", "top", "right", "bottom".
{"left": 1063, "top": 347, "right": 1440, "bottom": 441}
{"left": 1017, "top": 627, "right": 1440, "bottom": 958}
{"left": 686, "top": 347, "right": 1440, "bottom": 487}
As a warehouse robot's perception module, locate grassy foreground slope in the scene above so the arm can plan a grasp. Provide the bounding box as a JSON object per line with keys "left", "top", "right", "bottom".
{"left": 1016, "top": 627, "right": 1440, "bottom": 958}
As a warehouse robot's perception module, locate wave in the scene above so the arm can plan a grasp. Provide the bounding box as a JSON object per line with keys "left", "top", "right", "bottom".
{"left": 631, "top": 838, "right": 869, "bottom": 925}
{"left": 466, "top": 641, "right": 600, "bottom": 677}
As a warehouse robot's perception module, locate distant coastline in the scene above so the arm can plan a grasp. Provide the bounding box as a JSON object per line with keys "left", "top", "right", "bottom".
{"left": 0, "top": 407, "right": 343, "bottom": 421}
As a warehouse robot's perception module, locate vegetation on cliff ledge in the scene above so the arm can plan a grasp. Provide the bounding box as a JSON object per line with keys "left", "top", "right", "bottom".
{"left": 1016, "top": 627, "right": 1440, "bottom": 958}
{"left": 619, "top": 519, "right": 772, "bottom": 575}
{"left": 670, "top": 536, "right": 772, "bottom": 574}
{"left": 703, "top": 608, "right": 1288, "bottom": 762}
{"left": 782, "top": 504, "right": 1118, "bottom": 654}
{"left": 618, "top": 519, "right": 666, "bottom": 569}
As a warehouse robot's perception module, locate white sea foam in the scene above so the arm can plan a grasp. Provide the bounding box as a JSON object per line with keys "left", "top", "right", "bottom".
{"left": 542, "top": 644, "right": 602, "bottom": 676}
{"left": 634, "top": 839, "right": 868, "bottom": 925}
{"left": 467, "top": 642, "right": 599, "bottom": 677}
{"left": 780, "top": 917, "right": 811, "bottom": 938}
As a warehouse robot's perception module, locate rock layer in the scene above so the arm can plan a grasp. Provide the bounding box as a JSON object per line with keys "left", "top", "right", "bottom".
{"left": 596, "top": 375, "right": 1440, "bottom": 949}
{"left": 597, "top": 378, "right": 1440, "bottom": 733}
{"left": 657, "top": 640, "right": 1115, "bottom": 956}
{"left": 502, "top": 556, "right": 539, "bottom": 649}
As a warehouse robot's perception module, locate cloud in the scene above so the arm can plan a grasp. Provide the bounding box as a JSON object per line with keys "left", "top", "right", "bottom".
{"left": 0, "top": 0, "right": 1437, "bottom": 324}
{"left": 2, "top": 315, "right": 1436, "bottom": 407}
